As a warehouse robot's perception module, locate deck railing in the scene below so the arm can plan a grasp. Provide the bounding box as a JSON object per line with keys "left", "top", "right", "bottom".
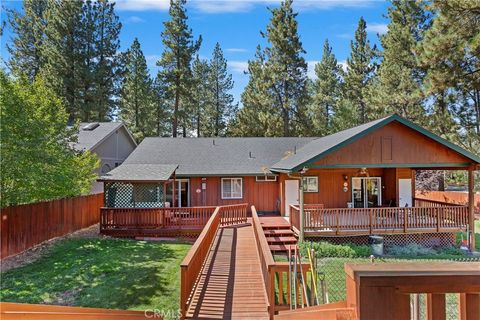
{"left": 251, "top": 206, "right": 276, "bottom": 318}
{"left": 290, "top": 204, "right": 468, "bottom": 235}
{"left": 219, "top": 203, "right": 248, "bottom": 226}
{"left": 345, "top": 263, "right": 480, "bottom": 319}
{"left": 414, "top": 197, "right": 465, "bottom": 208}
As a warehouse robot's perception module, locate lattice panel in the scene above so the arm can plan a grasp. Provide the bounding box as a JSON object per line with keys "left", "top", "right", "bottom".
{"left": 104, "top": 182, "right": 164, "bottom": 208}
{"left": 307, "top": 232, "right": 456, "bottom": 248}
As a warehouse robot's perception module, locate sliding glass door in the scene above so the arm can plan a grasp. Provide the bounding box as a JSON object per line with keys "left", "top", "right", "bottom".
{"left": 352, "top": 177, "right": 382, "bottom": 208}
{"left": 165, "top": 179, "right": 190, "bottom": 207}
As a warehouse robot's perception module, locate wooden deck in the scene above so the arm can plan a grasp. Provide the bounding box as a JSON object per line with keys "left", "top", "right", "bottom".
{"left": 185, "top": 220, "right": 269, "bottom": 319}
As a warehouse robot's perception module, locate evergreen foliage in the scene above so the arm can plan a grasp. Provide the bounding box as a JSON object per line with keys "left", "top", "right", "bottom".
{"left": 119, "top": 38, "right": 156, "bottom": 141}
{"left": 157, "top": 0, "right": 201, "bottom": 137}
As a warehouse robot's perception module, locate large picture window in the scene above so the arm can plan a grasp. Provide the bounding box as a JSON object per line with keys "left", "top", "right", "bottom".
{"left": 221, "top": 178, "right": 243, "bottom": 199}
{"left": 303, "top": 176, "right": 318, "bottom": 192}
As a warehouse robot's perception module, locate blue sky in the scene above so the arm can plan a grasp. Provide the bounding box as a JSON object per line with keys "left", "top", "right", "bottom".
{"left": 1, "top": 0, "right": 390, "bottom": 104}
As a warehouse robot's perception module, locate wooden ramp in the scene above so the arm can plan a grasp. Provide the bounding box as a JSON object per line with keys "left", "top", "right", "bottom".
{"left": 185, "top": 221, "right": 269, "bottom": 320}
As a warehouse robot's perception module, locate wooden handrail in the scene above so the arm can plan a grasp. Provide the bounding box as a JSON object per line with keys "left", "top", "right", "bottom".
{"left": 414, "top": 197, "right": 465, "bottom": 207}
{"left": 180, "top": 207, "right": 221, "bottom": 319}
{"left": 219, "top": 203, "right": 248, "bottom": 226}
{"left": 0, "top": 302, "right": 152, "bottom": 319}
{"left": 251, "top": 206, "right": 276, "bottom": 319}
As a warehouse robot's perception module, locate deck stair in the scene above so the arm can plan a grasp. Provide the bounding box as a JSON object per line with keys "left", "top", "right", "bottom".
{"left": 259, "top": 216, "right": 298, "bottom": 253}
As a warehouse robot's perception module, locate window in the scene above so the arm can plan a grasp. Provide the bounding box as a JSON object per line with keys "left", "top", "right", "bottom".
{"left": 221, "top": 178, "right": 243, "bottom": 199}
{"left": 303, "top": 176, "right": 318, "bottom": 192}
{"left": 133, "top": 184, "right": 159, "bottom": 203}
{"left": 101, "top": 163, "right": 111, "bottom": 174}
{"left": 255, "top": 175, "right": 277, "bottom": 182}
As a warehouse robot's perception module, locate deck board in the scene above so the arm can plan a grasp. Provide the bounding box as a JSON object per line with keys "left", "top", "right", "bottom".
{"left": 186, "top": 221, "right": 269, "bottom": 320}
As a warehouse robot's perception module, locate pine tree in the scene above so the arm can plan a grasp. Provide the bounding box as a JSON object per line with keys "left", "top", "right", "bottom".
{"left": 190, "top": 57, "right": 212, "bottom": 137}
{"left": 368, "top": 0, "right": 429, "bottom": 123}
{"left": 157, "top": 0, "right": 201, "bottom": 137}
{"left": 232, "top": 46, "right": 281, "bottom": 137}
{"left": 92, "top": 0, "right": 122, "bottom": 120}
{"left": 6, "top": 0, "right": 48, "bottom": 81}
{"left": 42, "top": 0, "right": 84, "bottom": 123}
{"left": 418, "top": 0, "right": 480, "bottom": 153}
{"left": 343, "top": 17, "right": 376, "bottom": 124}
{"left": 205, "top": 43, "right": 237, "bottom": 137}
{"left": 119, "top": 38, "right": 156, "bottom": 141}
{"left": 234, "top": 0, "right": 308, "bottom": 137}
{"left": 310, "top": 39, "right": 343, "bottom": 135}
{"left": 152, "top": 75, "right": 171, "bottom": 137}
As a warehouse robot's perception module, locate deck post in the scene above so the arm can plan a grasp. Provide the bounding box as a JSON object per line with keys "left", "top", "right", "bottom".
{"left": 299, "top": 178, "right": 305, "bottom": 243}
{"left": 467, "top": 167, "right": 475, "bottom": 251}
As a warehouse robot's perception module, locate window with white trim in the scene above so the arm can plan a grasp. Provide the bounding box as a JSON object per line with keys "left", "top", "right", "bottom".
{"left": 255, "top": 175, "right": 277, "bottom": 182}
{"left": 303, "top": 176, "right": 318, "bottom": 192}
{"left": 221, "top": 178, "right": 243, "bottom": 199}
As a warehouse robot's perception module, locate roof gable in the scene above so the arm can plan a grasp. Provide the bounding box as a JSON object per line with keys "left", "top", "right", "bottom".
{"left": 73, "top": 122, "right": 137, "bottom": 151}
{"left": 271, "top": 115, "right": 480, "bottom": 172}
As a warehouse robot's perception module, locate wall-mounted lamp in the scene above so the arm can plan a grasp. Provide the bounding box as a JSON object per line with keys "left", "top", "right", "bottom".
{"left": 343, "top": 175, "right": 348, "bottom": 181}
{"left": 300, "top": 167, "right": 309, "bottom": 175}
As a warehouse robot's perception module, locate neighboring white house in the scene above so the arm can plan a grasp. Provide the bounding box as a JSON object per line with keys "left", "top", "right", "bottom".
{"left": 73, "top": 122, "right": 137, "bottom": 194}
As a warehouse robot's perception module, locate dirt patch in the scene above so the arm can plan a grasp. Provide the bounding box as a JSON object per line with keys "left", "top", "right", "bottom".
{"left": 1, "top": 224, "right": 108, "bottom": 273}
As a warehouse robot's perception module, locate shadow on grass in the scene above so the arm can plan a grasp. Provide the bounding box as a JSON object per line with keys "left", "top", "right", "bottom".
{"left": 1, "top": 238, "right": 191, "bottom": 311}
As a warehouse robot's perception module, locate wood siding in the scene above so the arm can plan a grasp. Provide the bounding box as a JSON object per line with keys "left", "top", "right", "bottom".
{"left": 188, "top": 176, "right": 280, "bottom": 213}
{"left": 279, "top": 168, "right": 412, "bottom": 215}
{"left": 313, "top": 121, "right": 471, "bottom": 167}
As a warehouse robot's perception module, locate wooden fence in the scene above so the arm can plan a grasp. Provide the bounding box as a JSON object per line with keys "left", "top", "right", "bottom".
{"left": 415, "top": 191, "right": 480, "bottom": 214}
{"left": 1, "top": 193, "right": 104, "bottom": 259}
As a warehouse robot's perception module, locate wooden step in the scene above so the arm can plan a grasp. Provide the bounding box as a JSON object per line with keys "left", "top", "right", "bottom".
{"left": 262, "top": 225, "right": 291, "bottom": 230}
{"left": 266, "top": 236, "right": 298, "bottom": 244}
{"left": 269, "top": 244, "right": 288, "bottom": 252}
{"left": 264, "top": 229, "right": 296, "bottom": 236}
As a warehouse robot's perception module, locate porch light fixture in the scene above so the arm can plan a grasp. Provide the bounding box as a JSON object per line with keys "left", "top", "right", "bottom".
{"left": 343, "top": 175, "right": 348, "bottom": 181}
{"left": 359, "top": 168, "right": 369, "bottom": 176}
{"left": 300, "top": 167, "right": 309, "bottom": 175}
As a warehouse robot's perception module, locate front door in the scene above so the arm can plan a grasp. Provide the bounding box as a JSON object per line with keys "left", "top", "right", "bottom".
{"left": 352, "top": 177, "right": 382, "bottom": 208}
{"left": 398, "top": 178, "right": 412, "bottom": 207}
{"left": 285, "top": 180, "right": 299, "bottom": 216}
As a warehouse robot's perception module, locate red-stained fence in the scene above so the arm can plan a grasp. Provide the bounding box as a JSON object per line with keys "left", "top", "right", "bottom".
{"left": 1, "top": 193, "right": 104, "bottom": 259}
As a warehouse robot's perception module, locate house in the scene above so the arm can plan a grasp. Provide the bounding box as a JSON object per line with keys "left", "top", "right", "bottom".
{"left": 98, "top": 115, "right": 479, "bottom": 248}
{"left": 74, "top": 122, "right": 137, "bottom": 193}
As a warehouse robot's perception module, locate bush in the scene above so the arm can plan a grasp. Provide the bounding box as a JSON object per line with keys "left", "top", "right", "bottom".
{"left": 386, "top": 244, "right": 437, "bottom": 257}
{"left": 299, "top": 241, "right": 371, "bottom": 258}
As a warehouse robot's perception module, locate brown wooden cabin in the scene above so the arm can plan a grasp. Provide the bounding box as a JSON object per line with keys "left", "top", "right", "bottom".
{"left": 98, "top": 115, "right": 479, "bottom": 248}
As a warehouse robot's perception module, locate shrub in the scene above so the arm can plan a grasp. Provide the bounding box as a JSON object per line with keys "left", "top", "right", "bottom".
{"left": 299, "top": 241, "right": 371, "bottom": 258}
{"left": 386, "top": 244, "right": 437, "bottom": 257}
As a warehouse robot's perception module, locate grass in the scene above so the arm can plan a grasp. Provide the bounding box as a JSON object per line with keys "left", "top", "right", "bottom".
{"left": 0, "top": 238, "right": 191, "bottom": 317}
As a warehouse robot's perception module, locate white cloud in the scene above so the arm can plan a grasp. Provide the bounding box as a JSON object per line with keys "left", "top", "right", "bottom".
{"left": 339, "top": 60, "right": 348, "bottom": 72}
{"left": 226, "top": 48, "right": 249, "bottom": 53}
{"left": 125, "top": 16, "right": 146, "bottom": 23}
{"left": 115, "top": 0, "right": 376, "bottom": 13}
{"left": 367, "top": 23, "right": 388, "bottom": 35}
{"left": 115, "top": 0, "right": 169, "bottom": 11}
{"left": 228, "top": 61, "right": 249, "bottom": 74}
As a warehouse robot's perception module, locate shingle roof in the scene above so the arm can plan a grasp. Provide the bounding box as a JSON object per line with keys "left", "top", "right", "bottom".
{"left": 271, "top": 114, "right": 480, "bottom": 171}
{"left": 99, "top": 164, "right": 178, "bottom": 182}
{"left": 73, "top": 122, "right": 124, "bottom": 151}
{"left": 123, "top": 137, "right": 315, "bottom": 176}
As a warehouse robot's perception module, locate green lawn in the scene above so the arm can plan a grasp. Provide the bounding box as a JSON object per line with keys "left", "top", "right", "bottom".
{"left": 0, "top": 238, "right": 191, "bottom": 317}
